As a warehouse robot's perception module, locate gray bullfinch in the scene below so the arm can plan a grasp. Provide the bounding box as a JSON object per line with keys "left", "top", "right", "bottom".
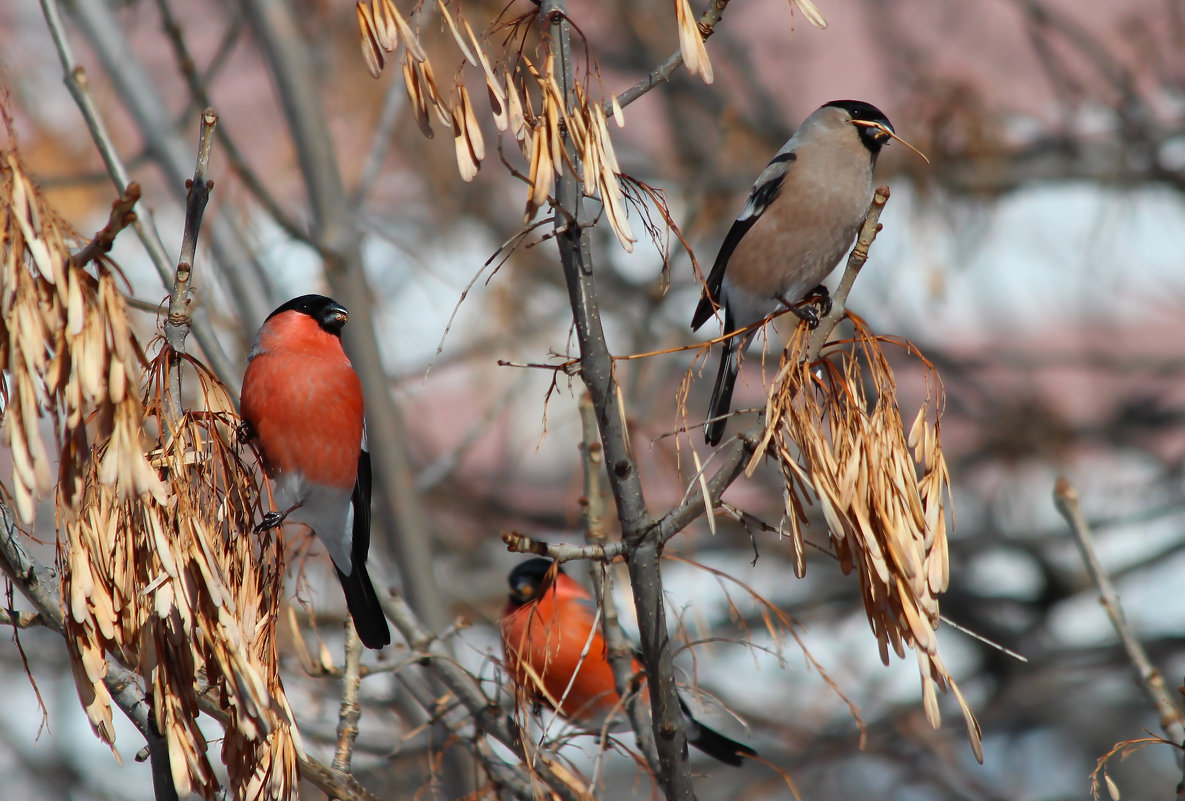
{"left": 240, "top": 294, "right": 391, "bottom": 649}
{"left": 501, "top": 558, "right": 756, "bottom": 766}
{"left": 692, "top": 100, "right": 894, "bottom": 445}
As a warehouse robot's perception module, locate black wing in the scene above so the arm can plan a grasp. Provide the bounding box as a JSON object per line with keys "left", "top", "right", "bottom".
{"left": 338, "top": 443, "right": 392, "bottom": 649}
{"left": 691, "top": 151, "right": 795, "bottom": 330}
{"left": 351, "top": 446, "right": 372, "bottom": 566}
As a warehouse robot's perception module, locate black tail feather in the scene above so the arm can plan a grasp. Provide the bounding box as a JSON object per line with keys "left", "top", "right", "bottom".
{"left": 683, "top": 708, "right": 757, "bottom": 766}
{"left": 339, "top": 448, "right": 390, "bottom": 649}
{"left": 705, "top": 340, "right": 740, "bottom": 446}
{"left": 337, "top": 563, "right": 391, "bottom": 650}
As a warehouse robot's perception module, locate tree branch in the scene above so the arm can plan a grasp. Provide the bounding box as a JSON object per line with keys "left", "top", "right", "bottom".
{"left": 502, "top": 530, "right": 625, "bottom": 562}
{"left": 541, "top": 2, "right": 694, "bottom": 797}
{"left": 39, "top": 0, "right": 240, "bottom": 386}
{"left": 579, "top": 394, "right": 659, "bottom": 768}
{"left": 610, "top": 0, "right": 733, "bottom": 112}
{"left": 1053, "top": 478, "right": 1185, "bottom": 759}
{"left": 330, "top": 622, "right": 364, "bottom": 799}
{"left": 163, "top": 107, "right": 217, "bottom": 355}
{"left": 69, "top": 183, "right": 141, "bottom": 268}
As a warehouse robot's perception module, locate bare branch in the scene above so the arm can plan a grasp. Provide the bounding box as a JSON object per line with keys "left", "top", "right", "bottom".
{"left": 164, "top": 107, "right": 218, "bottom": 355}
{"left": 610, "top": 0, "right": 734, "bottom": 112}
{"left": 69, "top": 183, "right": 141, "bottom": 268}
{"left": 38, "top": 0, "right": 239, "bottom": 385}
{"left": 542, "top": 2, "right": 695, "bottom": 796}
{"left": 1053, "top": 478, "right": 1185, "bottom": 756}
{"left": 580, "top": 393, "right": 660, "bottom": 768}
{"left": 806, "top": 185, "right": 891, "bottom": 354}
{"left": 330, "top": 622, "right": 365, "bottom": 798}
{"left": 502, "top": 530, "right": 624, "bottom": 562}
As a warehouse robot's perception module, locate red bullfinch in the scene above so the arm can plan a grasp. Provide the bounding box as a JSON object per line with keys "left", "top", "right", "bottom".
{"left": 240, "top": 294, "right": 391, "bottom": 649}
{"left": 500, "top": 557, "right": 756, "bottom": 766}
{"left": 692, "top": 100, "right": 894, "bottom": 445}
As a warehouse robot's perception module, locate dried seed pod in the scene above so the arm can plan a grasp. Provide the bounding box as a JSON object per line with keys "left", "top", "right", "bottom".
{"left": 370, "top": 0, "right": 399, "bottom": 51}
{"left": 675, "top": 0, "right": 714, "bottom": 84}
{"left": 355, "top": 1, "right": 384, "bottom": 77}
{"left": 743, "top": 313, "right": 981, "bottom": 762}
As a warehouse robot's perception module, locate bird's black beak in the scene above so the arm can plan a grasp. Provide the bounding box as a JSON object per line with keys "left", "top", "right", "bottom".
{"left": 850, "top": 119, "right": 893, "bottom": 144}
{"left": 319, "top": 303, "right": 349, "bottom": 332}
{"left": 509, "top": 579, "right": 537, "bottom": 605}
{"left": 850, "top": 120, "right": 930, "bottom": 164}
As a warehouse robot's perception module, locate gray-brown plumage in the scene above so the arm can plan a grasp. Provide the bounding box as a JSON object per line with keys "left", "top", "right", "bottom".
{"left": 692, "top": 100, "right": 894, "bottom": 445}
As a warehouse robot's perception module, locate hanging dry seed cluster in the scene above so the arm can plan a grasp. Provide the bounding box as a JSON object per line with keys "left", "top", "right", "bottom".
{"left": 0, "top": 154, "right": 162, "bottom": 524}
{"left": 748, "top": 315, "right": 983, "bottom": 761}
{"left": 0, "top": 154, "right": 298, "bottom": 800}
{"left": 61, "top": 354, "right": 299, "bottom": 800}
{"left": 356, "top": 0, "right": 646, "bottom": 249}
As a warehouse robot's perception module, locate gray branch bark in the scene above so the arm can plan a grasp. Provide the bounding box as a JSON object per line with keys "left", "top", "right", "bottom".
{"left": 541, "top": 2, "right": 696, "bottom": 798}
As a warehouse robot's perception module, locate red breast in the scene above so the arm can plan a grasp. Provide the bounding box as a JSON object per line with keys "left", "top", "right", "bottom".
{"left": 240, "top": 310, "right": 364, "bottom": 490}
{"left": 501, "top": 573, "right": 640, "bottom": 723}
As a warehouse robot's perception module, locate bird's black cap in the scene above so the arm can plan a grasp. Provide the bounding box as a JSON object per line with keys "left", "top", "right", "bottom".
{"left": 823, "top": 99, "right": 894, "bottom": 154}
{"left": 506, "top": 557, "right": 563, "bottom": 607}
{"left": 267, "top": 294, "right": 349, "bottom": 335}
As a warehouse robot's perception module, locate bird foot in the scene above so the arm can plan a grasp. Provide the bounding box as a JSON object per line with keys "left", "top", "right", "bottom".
{"left": 779, "top": 285, "right": 831, "bottom": 329}
{"left": 789, "top": 304, "right": 820, "bottom": 328}
{"left": 236, "top": 420, "right": 255, "bottom": 444}
{"left": 803, "top": 284, "right": 833, "bottom": 318}
{"left": 255, "top": 511, "right": 288, "bottom": 534}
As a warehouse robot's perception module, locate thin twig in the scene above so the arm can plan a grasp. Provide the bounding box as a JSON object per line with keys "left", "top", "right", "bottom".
{"left": 1053, "top": 478, "right": 1185, "bottom": 759}
{"left": 0, "top": 608, "right": 46, "bottom": 629}
{"left": 69, "top": 183, "right": 141, "bottom": 268}
{"left": 502, "top": 530, "right": 624, "bottom": 561}
{"left": 38, "top": 0, "right": 239, "bottom": 385}
{"left": 164, "top": 108, "right": 217, "bottom": 356}
{"left": 807, "top": 185, "right": 891, "bottom": 355}
{"left": 609, "top": 0, "right": 733, "bottom": 112}
{"left": 330, "top": 620, "right": 365, "bottom": 799}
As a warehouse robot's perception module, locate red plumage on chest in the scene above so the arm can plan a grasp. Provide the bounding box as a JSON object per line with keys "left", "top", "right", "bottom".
{"left": 240, "top": 311, "right": 364, "bottom": 490}
{"left": 501, "top": 575, "right": 639, "bottom": 724}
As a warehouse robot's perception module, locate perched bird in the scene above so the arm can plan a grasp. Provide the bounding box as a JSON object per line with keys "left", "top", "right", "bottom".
{"left": 692, "top": 100, "right": 895, "bottom": 445}
{"left": 240, "top": 294, "right": 391, "bottom": 649}
{"left": 500, "top": 558, "right": 756, "bottom": 766}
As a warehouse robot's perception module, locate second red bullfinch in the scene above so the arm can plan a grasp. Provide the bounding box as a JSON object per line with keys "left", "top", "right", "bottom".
{"left": 240, "top": 294, "right": 391, "bottom": 649}
{"left": 692, "top": 100, "right": 894, "bottom": 445}
{"left": 500, "top": 557, "right": 755, "bottom": 766}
